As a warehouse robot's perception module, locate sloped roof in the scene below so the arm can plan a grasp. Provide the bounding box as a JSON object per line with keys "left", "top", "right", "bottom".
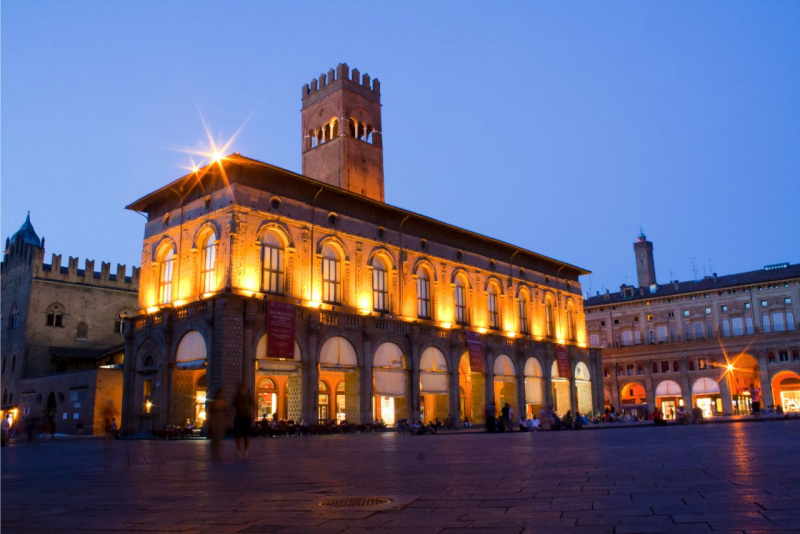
{"left": 10, "top": 212, "right": 41, "bottom": 247}
{"left": 585, "top": 263, "right": 800, "bottom": 307}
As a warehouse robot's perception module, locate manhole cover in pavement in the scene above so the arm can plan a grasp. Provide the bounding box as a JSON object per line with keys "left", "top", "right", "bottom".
{"left": 318, "top": 497, "right": 392, "bottom": 508}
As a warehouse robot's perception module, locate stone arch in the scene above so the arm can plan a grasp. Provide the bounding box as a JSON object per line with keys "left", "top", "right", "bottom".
{"left": 772, "top": 370, "right": 800, "bottom": 413}
{"left": 574, "top": 361, "right": 591, "bottom": 381}
{"left": 192, "top": 221, "right": 221, "bottom": 249}
{"left": 366, "top": 246, "right": 397, "bottom": 270}
{"left": 620, "top": 382, "right": 647, "bottom": 404}
{"left": 174, "top": 329, "right": 208, "bottom": 369}
{"left": 255, "top": 335, "right": 302, "bottom": 361}
{"left": 318, "top": 335, "right": 359, "bottom": 368}
{"left": 151, "top": 235, "right": 177, "bottom": 261}
{"left": 483, "top": 276, "right": 505, "bottom": 295}
{"left": 412, "top": 258, "right": 438, "bottom": 281}
{"left": 450, "top": 268, "right": 472, "bottom": 287}
{"left": 256, "top": 221, "right": 294, "bottom": 249}
{"left": 316, "top": 235, "right": 350, "bottom": 262}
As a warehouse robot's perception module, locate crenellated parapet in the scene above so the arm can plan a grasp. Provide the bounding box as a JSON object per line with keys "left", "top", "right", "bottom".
{"left": 35, "top": 253, "right": 139, "bottom": 290}
{"left": 302, "top": 63, "right": 381, "bottom": 102}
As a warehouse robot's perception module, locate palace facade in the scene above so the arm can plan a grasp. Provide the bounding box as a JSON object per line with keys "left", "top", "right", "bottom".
{"left": 1, "top": 214, "right": 139, "bottom": 434}
{"left": 585, "top": 233, "right": 800, "bottom": 419}
{"left": 121, "top": 64, "right": 599, "bottom": 434}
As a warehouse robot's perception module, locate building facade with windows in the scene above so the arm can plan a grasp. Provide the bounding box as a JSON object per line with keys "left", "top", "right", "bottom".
{"left": 121, "top": 64, "right": 600, "bottom": 435}
{"left": 585, "top": 232, "right": 800, "bottom": 419}
{"left": 1, "top": 214, "right": 139, "bottom": 434}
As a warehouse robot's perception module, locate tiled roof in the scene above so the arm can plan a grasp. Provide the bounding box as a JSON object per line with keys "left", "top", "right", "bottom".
{"left": 10, "top": 212, "right": 41, "bottom": 248}
{"left": 585, "top": 263, "right": 800, "bottom": 308}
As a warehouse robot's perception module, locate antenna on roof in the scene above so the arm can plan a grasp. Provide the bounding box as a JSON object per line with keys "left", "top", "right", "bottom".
{"left": 690, "top": 257, "right": 698, "bottom": 280}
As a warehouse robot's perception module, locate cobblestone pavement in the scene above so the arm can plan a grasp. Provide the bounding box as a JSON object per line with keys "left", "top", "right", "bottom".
{"left": 3, "top": 421, "right": 800, "bottom": 533}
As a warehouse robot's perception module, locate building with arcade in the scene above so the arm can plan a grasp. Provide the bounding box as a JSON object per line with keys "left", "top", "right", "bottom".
{"left": 585, "top": 232, "right": 800, "bottom": 419}
{"left": 121, "top": 64, "right": 599, "bottom": 434}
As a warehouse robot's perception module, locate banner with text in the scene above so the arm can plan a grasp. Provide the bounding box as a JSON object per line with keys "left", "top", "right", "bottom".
{"left": 555, "top": 344, "right": 571, "bottom": 378}
{"left": 266, "top": 301, "right": 296, "bottom": 359}
{"left": 465, "top": 331, "right": 485, "bottom": 373}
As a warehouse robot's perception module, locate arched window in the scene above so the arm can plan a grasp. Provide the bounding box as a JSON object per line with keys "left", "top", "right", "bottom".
{"left": 487, "top": 283, "right": 500, "bottom": 329}
{"left": 76, "top": 322, "right": 89, "bottom": 340}
{"left": 261, "top": 231, "right": 285, "bottom": 294}
{"left": 518, "top": 290, "right": 530, "bottom": 334}
{"left": 544, "top": 296, "right": 555, "bottom": 338}
{"left": 371, "top": 256, "right": 388, "bottom": 312}
{"left": 200, "top": 231, "right": 216, "bottom": 293}
{"left": 566, "top": 302, "right": 576, "bottom": 341}
{"left": 114, "top": 312, "right": 128, "bottom": 334}
{"left": 8, "top": 303, "right": 18, "bottom": 330}
{"left": 158, "top": 246, "right": 175, "bottom": 304}
{"left": 331, "top": 118, "right": 338, "bottom": 138}
{"left": 416, "top": 267, "right": 432, "bottom": 319}
{"left": 762, "top": 314, "right": 771, "bottom": 333}
{"left": 348, "top": 118, "right": 357, "bottom": 137}
{"left": 46, "top": 305, "right": 64, "bottom": 327}
{"left": 455, "top": 275, "right": 468, "bottom": 325}
{"left": 309, "top": 129, "right": 317, "bottom": 148}
{"left": 321, "top": 244, "right": 341, "bottom": 304}
{"left": 788, "top": 312, "right": 795, "bottom": 330}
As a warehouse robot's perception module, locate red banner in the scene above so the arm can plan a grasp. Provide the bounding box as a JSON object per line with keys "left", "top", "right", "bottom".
{"left": 266, "top": 301, "right": 296, "bottom": 359}
{"left": 555, "top": 344, "right": 571, "bottom": 378}
{"left": 465, "top": 330, "right": 484, "bottom": 373}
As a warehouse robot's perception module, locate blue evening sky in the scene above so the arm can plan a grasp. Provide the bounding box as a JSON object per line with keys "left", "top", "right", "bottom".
{"left": 3, "top": 2, "right": 799, "bottom": 296}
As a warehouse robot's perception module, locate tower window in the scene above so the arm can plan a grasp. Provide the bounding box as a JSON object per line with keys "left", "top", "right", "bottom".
{"left": 454, "top": 276, "right": 468, "bottom": 325}
{"left": 321, "top": 244, "right": 341, "bottom": 304}
{"left": 158, "top": 246, "right": 175, "bottom": 304}
{"left": 371, "top": 256, "right": 388, "bottom": 312}
{"left": 487, "top": 283, "right": 500, "bottom": 329}
{"left": 416, "top": 268, "right": 431, "bottom": 320}
{"left": 46, "top": 311, "right": 63, "bottom": 327}
{"left": 261, "top": 232, "right": 285, "bottom": 295}
{"left": 200, "top": 232, "right": 217, "bottom": 293}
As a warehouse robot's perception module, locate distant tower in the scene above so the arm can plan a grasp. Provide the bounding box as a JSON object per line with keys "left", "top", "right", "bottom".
{"left": 301, "top": 63, "right": 384, "bottom": 202}
{"left": 634, "top": 229, "right": 656, "bottom": 288}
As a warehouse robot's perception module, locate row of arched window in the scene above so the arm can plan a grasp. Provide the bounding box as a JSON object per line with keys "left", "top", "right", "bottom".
{"left": 307, "top": 117, "right": 375, "bottom": 148}
{"left": 154, "top": 225, "right": 579, "bottom": 339}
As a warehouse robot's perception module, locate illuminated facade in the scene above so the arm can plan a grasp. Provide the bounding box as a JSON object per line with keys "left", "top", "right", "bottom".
{"left": 1, "top": 214, "right": 139, "bottom": 434}
{"left": 121, "top": 64, "right": 598, "bottom": 434}
{"left": 585, "top": 233, "right": 800, "bottom": 418}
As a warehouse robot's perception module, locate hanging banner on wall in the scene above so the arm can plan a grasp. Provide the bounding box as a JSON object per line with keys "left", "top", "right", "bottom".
{"left": 266, "top": 301, "right": 296, "bottom": 359}
{"left": 465, "top": 330, "right": 484, "bottom": 373}
{"left": 555, "top": 344, "right": 571, "bottom": 378}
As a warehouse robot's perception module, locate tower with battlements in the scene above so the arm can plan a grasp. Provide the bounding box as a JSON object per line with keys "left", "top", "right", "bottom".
{"left": 301, "top": 63, "right": 384, "bottom": 202}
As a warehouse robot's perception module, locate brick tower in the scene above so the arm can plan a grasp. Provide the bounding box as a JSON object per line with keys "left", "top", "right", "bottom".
{"left": 634, "top": 229, "right": 656, "bottom": 288}
{"left": 301, "top": 63, "right": 384, "bottom": 202}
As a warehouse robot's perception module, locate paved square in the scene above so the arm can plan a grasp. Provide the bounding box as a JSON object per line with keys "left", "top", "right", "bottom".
{"left": 3, "top": 421, "right": 800, "bottom": 533}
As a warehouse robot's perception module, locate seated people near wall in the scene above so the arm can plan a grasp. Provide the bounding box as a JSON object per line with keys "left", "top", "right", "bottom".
{"left": 676, "top": 406, "right": 689, "bottom": 424}
{"left": 692, "top": 406, "right": 704, "bottom": 423}
{"left": 485, "top": 402, "right": 498, "bottom": 433}
{"left": 653, "top": 406, "right": 667, "bottom": 426}
{"left": 530, "top": 416, "right": 541, "bottom": 431}
{"left": 551, "top": 411, "right": 563, "bottom": 431}
{"left": 462, "top": 416, "right": 473, "bottom": 428}
{"left": 561, "top": 411, "right": 574, "bottom": 430}
{"left": 426, "top": 421, "right": 438, "bottom": 434}
{"left": 573, "top": 412, "right": 584, "bottom": 430}
{"left": 518, "top": 416, "right": 530, "bottom": 432}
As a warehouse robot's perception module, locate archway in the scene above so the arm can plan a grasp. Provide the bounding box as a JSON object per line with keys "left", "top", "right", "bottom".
{"left": 575, "top": 362, "right": 593, "bottom": 416}
{"left": 493, "top": 354, "right": 517, "bottom": 418}
{"left": 372, "top": 342, "right": 408, "bottom": 426}
{"left": 318, "top": 336, "right": 359, "bottom": 423}
{"left": 692, "top": 377, "right": 721, "bottom": 417}
{"left": 550, "top": 361, "right": 570, "bottom": 416}
{"left": 523, "top": 357, "right": 544, "bottom": 418}
{"left": 458, "top": 353, "right": 484, "bottom": 425}
{"left": 728, "top": 353, "right": 760, "bottom": 415}
{"left": 620, "top": 382, "right": 647, "bottom": 417}
{"left": 256, "top": 336, "right": 302, "bottom": 422}
{"left": 654, "top": 380, "right": 682, "bottom": 420}
{"left": 603, "top": 386, "right": 612, "bottom": 411}
{"left": 419, "top": 347, "right": 448, "bottom": 424}
{"left": 193, "top": 373, "right": 206, "bottom": 427}
{"left": 772, "top": 371, "right": 800, "bottom": 413}
{"left": 172, "top": 330, "right": 208, "bottom": 425}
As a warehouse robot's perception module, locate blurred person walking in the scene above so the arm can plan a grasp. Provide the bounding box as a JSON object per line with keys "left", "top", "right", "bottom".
{"left": 233, "top": 383, "right": 254, "bottom": 458}
{"left": 207, "top": 388, "right": 227, "bottom": 461}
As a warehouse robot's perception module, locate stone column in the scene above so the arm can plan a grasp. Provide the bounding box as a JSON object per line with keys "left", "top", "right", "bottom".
{"left": 611, "top": 364, "right": 621, "bottom": 410}
{"left": 679, "top": 357, "right": 693, "bottom": 411}
{"left": 484, "top": 350, "right": 495, "bottom": 416}
{"left": 303, "top": 323, "right": 319, "bottom": 423}
{"left": 543, "top": 345, "right": 554, "bottom": 408}
{"left": 121, "top": 327, "right": 136, "bottom": 435}
{"left": 242, "top": 302, "right": 256, "bottom": 413}
{"left": 644, "top": 361, "right": 655, "bottom": 414}
{"left": 449, "top": 346, "right": 461, "bottom": 427}
{"left": 409, "top": 339, "right": 421, "bottom": 423}
{"left": 757, "top": 351, "right": 774, "bottom": 408}
{"left": 719, "top": 369, "right": 734, "bottom": 416}
{"left": 360, "top": 333, "right": 373, "bottom": 424}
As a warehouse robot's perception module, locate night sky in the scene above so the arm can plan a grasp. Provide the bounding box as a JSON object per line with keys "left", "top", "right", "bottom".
{"left": 3, "top": 2, "right": 798, "bottom": 296}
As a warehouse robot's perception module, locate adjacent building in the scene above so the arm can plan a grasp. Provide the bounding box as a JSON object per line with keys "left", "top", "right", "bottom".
{"left": 585, "top": 232, "right": 800, "bottom": 418}
{"left": 121, "top": 64, "right": 600, "bottom": 435}
{"left": 1, "top": 214, "right": 140, "bottom": 434}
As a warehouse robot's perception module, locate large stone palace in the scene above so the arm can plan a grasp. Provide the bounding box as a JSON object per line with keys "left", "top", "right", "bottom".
{"left": 585, "top": 232, "right": 800, "bottom": 419}
{"left": 121, "top": 64, "right": 600, "bottom": 434}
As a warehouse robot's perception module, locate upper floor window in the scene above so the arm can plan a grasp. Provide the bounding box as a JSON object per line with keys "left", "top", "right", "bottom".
{"left": 321, "top": 244, "right": 341, "bottom": 304}
{"left": 657, "top": 326, "right": 667, "bottom": 342}
{"left": 788, "top": 312, "right": 796, "bottom": 331}
{"left": 158, "top": 247, "right": 175, "bottom": 304}
{"left": 722, "top": 320, "right": 730, "bottom": 337}
{"left": 200, "top": 232, "right": 217, "bottom": 293}
{"left": 732, "top": 317, "right": 743, "bottom": 336}
{"left": 544, "top": 296, "right": 555, "bottom": 338}
{"left": 566, "top": 302, "right": 576, "bottom": 341}
{"left": 348, "top": 118, "right": 374, "bottom": 144}
{"left": 416, "top": 267, "right": 431, "bottom": 320}
{"left": 76, "top": 321, "right": 89, "bottom": 340}
{"left": 698, "top": 358, "right": 708, "bottom": 370}
{"left": 8, "top": 303, "right": 18, "bottom": 330}
{"left": 46, "top": 306, "right": 64, "bottom": 327}
{"left": 772, "top": 312, "right": 785, "bottom": 332}
{"left": 590, "top": 334, "right": 599, "bottom": 348}
{"left": 114, "top": 313, "right": 125, "bottom": 334}
{"left": 745, "top": 316, "right": 754, "bottom": 334}
{"left": 621, "top": 330, "right": 632, "bottom": 346}
{"left": 487, "top": 283, "right": 500, "bottom": 329}
{"left": 518, "top": 291, "right": 530, "bottom": 334}
{"left": 694, "top": 322, "right": 704, "bottom": 339}
{"left": 454, "top": 276, "right": 468, "bottom": 325}
{"left": 371, "top": 256, "right": 388, "bottom": 312}
{"left": 762, "top": 314, "right": 771, "bottom": 333}
{"left": 261, "top": 232, "right": 285, "bottom": 294}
